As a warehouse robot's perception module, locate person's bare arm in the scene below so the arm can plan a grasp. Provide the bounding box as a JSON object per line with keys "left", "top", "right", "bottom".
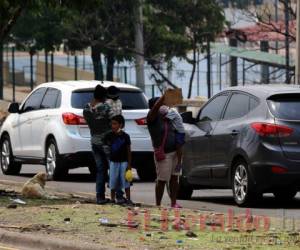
{"left": 147, "top": 95, "right": 165, "bottom": 123}
{"left": 127, "top": 145, "right": 132, "bottom": 170}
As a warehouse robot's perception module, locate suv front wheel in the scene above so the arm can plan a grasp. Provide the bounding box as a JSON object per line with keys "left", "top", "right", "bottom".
{"left": 0, "top": 135, "right": 21, "bottom": 175}
{"left": 45, "top": 138, "right": 68, "bottom": 180}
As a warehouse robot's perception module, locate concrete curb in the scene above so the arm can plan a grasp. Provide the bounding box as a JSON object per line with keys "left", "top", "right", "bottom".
{"left": 0, "top": 229, "right": 109, "bottom": 250}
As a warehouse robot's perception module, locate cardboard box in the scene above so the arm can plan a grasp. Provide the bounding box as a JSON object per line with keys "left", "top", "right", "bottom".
{"left": 164, "top": 88, "right": 183, "bottom": 106}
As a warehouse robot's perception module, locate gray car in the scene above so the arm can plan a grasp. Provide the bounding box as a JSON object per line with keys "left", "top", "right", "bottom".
{"left": 179, "top": 85, "right": 300, "bottom": 206}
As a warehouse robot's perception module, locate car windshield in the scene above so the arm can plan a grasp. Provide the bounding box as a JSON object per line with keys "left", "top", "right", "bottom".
{"left": 71, "top": 89, "right": 148, "bottom": 110}
{"left": 267, "top": 94, "right": 300, "bottom": 120}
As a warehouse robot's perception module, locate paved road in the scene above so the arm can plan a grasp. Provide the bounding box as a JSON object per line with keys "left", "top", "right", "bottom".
{"left": 1, "top": 165, "right": 300, "bottom": 221}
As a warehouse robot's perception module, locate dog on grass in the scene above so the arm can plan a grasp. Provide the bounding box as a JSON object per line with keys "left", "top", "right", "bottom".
{"left": 21, "top": 172, "right": 57, "bottom": 199}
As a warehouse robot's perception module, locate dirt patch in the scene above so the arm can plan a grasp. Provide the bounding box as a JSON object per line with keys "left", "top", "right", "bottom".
{"left": 0, "top": 183, "right": 300, "bottom": 249}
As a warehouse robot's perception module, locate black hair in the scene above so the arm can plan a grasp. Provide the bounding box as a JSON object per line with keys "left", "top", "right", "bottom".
{"left": 148, "top": 97, "right": 160, "bottom": 109}
{"left": 111, "top": 115, "right": 125, "bottom": 128}
{"left": 107, "top": 86, "right": 120, "bottom": 100}
{"left": 94, "top": 84, "right": 107, "bottom": 100}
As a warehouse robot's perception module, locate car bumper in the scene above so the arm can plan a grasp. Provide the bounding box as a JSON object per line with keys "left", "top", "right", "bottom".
{"left": 61, "top": 151, "right": 154, "bottom": 169}
{"left": 250, "top": 162, "right": 300, "bottom": 192}
{"left": 58, "top": 132, "right": 153, "bottom": 154}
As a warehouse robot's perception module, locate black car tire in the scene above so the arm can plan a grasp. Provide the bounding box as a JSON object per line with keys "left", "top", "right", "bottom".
{"left": 45, "top": 138, "right": 68, "bottom": 180}
{"left": 273, "top": 189, "right": 297, "bottom": 201}
{"left": 0, "top": 135, "right": 22, "bottom": 175}
{"left": 137, "top": 163, "right": 156, "bottom": 182}
{"left": 232, "top": 159, "right": 259, "bottom": 207}
{"left": 177, "top": 176, "right": 193, "bottom": 200}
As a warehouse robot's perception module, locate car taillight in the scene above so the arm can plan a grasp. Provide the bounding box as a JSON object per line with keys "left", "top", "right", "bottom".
{"left": 271, "top": 166, "right": 288, "bottom": 174}
{"left": 62, "top": 113, "right": 86, "bottom": 125}
{"left": 251, "top": 122, "right": 293, "bottom": 137}
{"left": 135, "top": 117, "right": 147, "bottom": 126}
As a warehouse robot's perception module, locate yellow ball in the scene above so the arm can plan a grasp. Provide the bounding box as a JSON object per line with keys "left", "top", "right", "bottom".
{"left": 125, "top": 169, "right": 133, "bottom": 182}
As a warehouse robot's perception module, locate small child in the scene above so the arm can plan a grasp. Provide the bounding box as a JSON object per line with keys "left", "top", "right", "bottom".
{"left": 106, "top": 86, "right": 122, "bottom": 116}
{"left": 104, "top": 115, "right": 133, "bottom": 205}
{"left": 159, "top": 105, "right": 185, "bottom": 171}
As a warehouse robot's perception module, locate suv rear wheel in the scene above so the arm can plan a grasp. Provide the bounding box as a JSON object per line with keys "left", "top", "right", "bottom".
{"left": 232, "top": 159, "right": 260, "bottom": 206}
{"left": 136, "top": 162, "right": 156, "bottom": 181}
{"left": 45, "top": 138, "right": 68, "bottom": 180}
{"left": 177, "top": 176, "right": 193, "bottom": 200}
{"left": 0, "top": 135, "right": 21, "bottom": 175}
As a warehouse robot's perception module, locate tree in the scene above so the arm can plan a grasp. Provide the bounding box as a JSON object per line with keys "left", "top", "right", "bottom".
{"left": 0, "top": 0, "right": 38, "bottom": 98}
{"left": 11, "top": 2, "right": 66, "bottom": 82}
{"left": 145, "top": 0, "right": 225, "bottom": 98}
{"left": 63, "top": 0, "right": 136, "bottom": 81}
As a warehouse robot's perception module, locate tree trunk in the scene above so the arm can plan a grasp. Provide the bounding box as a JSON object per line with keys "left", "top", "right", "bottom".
{"left": 91, "top": 45, "right": 103, "bottom": 81}
{"left": 187, "top": 44, "right": 197, "bottom": 99}
{"left": 29, "top": 50, "right": 34, "bottom": 90}
{"left": 106, "top": 49, "right": 115, "bottom": 81}
{"left": 45, "top": 50, "right": 49, "bottom": 82}
{"left": 0, "top": 41, "right": 3, "bottom": 99}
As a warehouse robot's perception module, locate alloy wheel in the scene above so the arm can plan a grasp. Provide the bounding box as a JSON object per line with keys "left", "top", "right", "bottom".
{"left": 46, "top": 144, "right": 56, "bottom": 177}
{"left": 233, "top": 164, "right": 248, "bottom": 203}
{"left": 1, "top": 140, "right": 10, "bottom": 171}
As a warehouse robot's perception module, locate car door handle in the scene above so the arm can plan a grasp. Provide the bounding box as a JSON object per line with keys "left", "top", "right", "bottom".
{"left": 231, "top": 130, "right": 240, "bottom": 136}
{"left": 44, "top": 115, "right": 50, "bottom": 121}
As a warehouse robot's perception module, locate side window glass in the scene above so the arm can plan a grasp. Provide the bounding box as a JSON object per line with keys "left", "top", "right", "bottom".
{"left": 22, "top": 88, "right": 47, "bottom": 113}
{"left": 41, "top": 88, "right": 60, "bottom": 109}
{"left": 223, "top": 93, "right": 250, "bottom": 120}
{"left": 199, "top": 94, "right": 228, "bottom": 122}
{"left": 56, "top": 92, "right": 62, "bottom": 108}
{"left": 250, "top": 97, "right": 259, "bottom": 111}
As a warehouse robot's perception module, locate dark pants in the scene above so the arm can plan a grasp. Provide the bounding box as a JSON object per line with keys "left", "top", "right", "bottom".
{"left": 92, "top": 144, "right": 108, "bottom": 200}
{"left": 92, "top": 144, "right": 124, "bottom": 200}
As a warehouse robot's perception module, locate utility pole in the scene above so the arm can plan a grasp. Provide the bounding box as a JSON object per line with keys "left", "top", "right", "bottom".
{"left": 275, "top": 0, "right": 279, "bottom": 54}
{"left": 296, "top": 0, "right": 300, "bottom": 84}
{"left": 284, "top": 0, "right": 290, "bottom": 83}
{"left": 134, "top": 0, "right": 145, "bottom": 92}
{"left": 207, "top": 36, "right": 211, "bottom": 98}
{"left": 229, "top": 38, "right": 238, "bottom": 86}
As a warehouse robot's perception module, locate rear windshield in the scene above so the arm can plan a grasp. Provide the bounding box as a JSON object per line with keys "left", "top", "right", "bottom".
{"left": 71, "top": 90, "right": 148, "bottom": 110}
{"left": 267, "top": 94, "right": 300, "bottom": 120}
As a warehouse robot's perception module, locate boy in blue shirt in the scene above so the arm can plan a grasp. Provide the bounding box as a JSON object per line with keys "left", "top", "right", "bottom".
{"left": 104, "top": 115, "right": 133, "bottom": 205}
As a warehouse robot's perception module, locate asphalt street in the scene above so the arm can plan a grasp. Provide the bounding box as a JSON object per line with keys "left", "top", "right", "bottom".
{"left": 1, "top": 165, "right": 300, "bottom": 221}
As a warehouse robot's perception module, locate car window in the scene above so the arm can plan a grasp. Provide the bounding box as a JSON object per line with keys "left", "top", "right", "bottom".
{"left": 223, "top": 93, "right": 250, "bottom": 120}
{"left": 267, "top": 94, "right": 300, "bottom": 120}
{"left": 71, "top": 90, "right": 148, "bottom": 110}
{"left": 22, "top": 88, "right": 47, "bottom": 112}
{"left": 198, "top": 93, "right": 229, "bottom": 122}
{"left": 250, "top": 97, "right": 259, "bottom": 111}
{"left": 41, "top": 88, "right": 61, "bottom": 109}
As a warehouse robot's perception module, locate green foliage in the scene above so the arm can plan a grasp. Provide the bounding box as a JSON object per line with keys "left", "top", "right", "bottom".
{"left": 12, "top": 2, "right": 66, "bottom": 52}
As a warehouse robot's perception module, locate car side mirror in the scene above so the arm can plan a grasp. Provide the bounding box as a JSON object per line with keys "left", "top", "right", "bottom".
{"left": 8, "top": 102, "right": 19, "bottom": 113}
{"left": 181, "top": 111, "right": 196, "bottom": 124}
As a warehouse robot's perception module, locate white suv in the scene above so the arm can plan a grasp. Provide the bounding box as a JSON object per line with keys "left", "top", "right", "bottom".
{"left": 0, "top": 81, "right": 156, "bottom": 180}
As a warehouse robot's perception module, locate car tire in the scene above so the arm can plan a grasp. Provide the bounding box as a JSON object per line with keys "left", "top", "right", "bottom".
{"left": 232, "top": 159, "right": 259, "bottom": 207}
{"left": 137, "top": 163, "right": 157, "bottom": 182}
{"left": 45, "top": 138, "right": 68, "bottom": 181}
{"left": 0, "top": 135, "right": 21, "bottom": 175}
{"left": 177, "top": 176, "right": 193, "bottom": 200}
{"left": 273, "top": 189, "right": 297, "bottom": 201}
